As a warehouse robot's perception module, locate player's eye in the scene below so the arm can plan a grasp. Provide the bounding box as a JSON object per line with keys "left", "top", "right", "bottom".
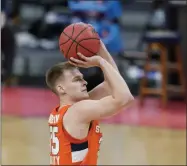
{"left": 75, "top": 78, "right": 81, "bottom": 81}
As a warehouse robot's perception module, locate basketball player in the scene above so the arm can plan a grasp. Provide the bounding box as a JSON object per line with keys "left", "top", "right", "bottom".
{"left": 46, "top": 41, "right": 134, "bottom": 165}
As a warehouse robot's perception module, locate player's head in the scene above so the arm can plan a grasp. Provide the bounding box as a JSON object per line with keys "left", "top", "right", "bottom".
{"left": 46, "top": 62, "right": 89, "bottom": 102}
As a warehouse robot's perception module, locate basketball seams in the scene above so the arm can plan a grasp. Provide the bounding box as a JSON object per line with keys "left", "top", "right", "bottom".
{"left": 76, "top": 44, "right": 95, "bottom": 57}
{"left": 64, "top": 24, "right": 76, "bottom": 58}
{"left": 78, "top": 38, "right": 100, "bottom": 43}
{"left": 59, "top": 24, "right": 75, "bottom": 50}
{"left": 76, "top": 39, "right": 100, "bottom": 55}
{"left": 60, "top": 24, "right": 100, "bottom": 59}
{"left": 65, "top": 26, "right": 89, "bottom": 59}
{"left": 77, "top": 38, "right": 100, "bottom": 55}
{"left": 59, "top": 33, "right": 71, "bottom": 46}
{"left": 59, "top": 36, "right": 71, "bottom": 46}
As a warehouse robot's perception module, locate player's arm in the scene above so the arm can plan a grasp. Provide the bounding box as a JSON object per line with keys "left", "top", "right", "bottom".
{"left": 69, "top": 54, "right": 134, "bottom": 121}
{"left": 88, "top": 41, "right": 119, "bottom": 100}
{"left": 99, "top": 40, "right": 119, "bottom": 72}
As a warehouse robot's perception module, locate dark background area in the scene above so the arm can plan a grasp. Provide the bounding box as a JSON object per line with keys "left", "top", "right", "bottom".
{"left": 1, "top": 0, "right": 187, "bottom": 96}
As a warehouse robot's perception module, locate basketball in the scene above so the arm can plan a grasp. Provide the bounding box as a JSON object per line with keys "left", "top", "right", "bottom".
{"left": 59, "top": 22, "right": 100, "bottom": 60}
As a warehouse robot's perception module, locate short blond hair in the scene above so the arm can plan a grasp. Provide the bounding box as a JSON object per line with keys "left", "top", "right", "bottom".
{"left": 45, "top": 62, "right": 77, "bottom": 94}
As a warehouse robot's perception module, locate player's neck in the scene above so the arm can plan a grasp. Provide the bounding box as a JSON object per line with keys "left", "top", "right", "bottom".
{"left": 59, "top": 97, "right": 75, "bottom": 108}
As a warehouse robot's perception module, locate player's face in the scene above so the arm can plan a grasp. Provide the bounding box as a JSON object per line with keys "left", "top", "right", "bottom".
{"left": 62, "top": 69, "right": 89, "bottom": 101}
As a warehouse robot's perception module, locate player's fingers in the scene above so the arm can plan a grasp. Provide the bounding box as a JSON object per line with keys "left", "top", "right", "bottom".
{"left": 77, "top": 52, "right": 88, "bottom": 61}
{"left": 70, "top": 57, "right": 86, "bottom": 65}
{"left": 69, "top": 61, "right": 87, "bottom": 68}
{"left": 69, "top": 60, "right": 78, "bottom": 66}
{"left": 77, "top": 64, "right": 88, "bottom": 68}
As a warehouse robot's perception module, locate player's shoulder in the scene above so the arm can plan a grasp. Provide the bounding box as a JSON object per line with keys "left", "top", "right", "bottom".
{"left": 49, "top": 105, "right": 71, "bottom": 119}
{"left": 63, "top": 99, "right": 93, "bottom": 116}
{"left": 65, "top": 99, "right": 100, "bottom": 123}
{"left": 49, "top": 105, "right": 71, "bottom": 124}
{"left": 71, "top": 99, "right": 98, "bottom": 109}
{"left": 67, "top": 100, "right": 97, "bottom": 116}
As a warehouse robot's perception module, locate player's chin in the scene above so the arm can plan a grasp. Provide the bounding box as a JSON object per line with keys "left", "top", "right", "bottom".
{"left": 81, "top": 92, "right": 89, "bottom": 99}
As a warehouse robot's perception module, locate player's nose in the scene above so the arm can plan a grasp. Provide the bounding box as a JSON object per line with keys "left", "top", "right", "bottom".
{"left": 83, "top": 79, "right": 87, "bottom": 86}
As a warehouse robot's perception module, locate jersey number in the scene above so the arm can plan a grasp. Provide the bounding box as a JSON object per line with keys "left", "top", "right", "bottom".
{"left": 50, "top": 126, "right": 59, "bottom": 155}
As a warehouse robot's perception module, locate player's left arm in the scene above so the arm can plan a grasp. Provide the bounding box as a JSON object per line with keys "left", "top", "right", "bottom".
{"left": 89, "top": 41, "right": 119, "bottom": 100}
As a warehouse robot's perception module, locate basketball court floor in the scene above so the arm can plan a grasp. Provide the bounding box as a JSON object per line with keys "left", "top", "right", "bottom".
{"left": 1, "top": 87, "right": 186, "bottom": 165}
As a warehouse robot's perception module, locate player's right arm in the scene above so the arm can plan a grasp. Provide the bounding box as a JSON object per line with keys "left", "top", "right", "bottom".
{"left": 69, "top": 54, "right": 134, "bottom": 121}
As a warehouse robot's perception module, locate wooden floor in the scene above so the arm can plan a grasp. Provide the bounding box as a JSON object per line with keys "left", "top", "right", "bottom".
{"left": 2, "top": 116, "right": 186, "bottom": 165}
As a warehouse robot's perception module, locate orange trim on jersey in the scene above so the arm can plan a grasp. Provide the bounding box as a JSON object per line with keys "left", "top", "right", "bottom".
{"left": 57, "top": 105, "right": 92, "bottom": 144}
{"left": 49, "top": 105, "right": 103, "bottom": 165}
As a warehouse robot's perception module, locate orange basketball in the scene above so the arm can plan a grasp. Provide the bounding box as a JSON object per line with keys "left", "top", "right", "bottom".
{"left": 59, "top": 22, "right": 100, "bottom": 60}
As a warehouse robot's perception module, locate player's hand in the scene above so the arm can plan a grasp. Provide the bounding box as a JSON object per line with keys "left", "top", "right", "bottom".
{"left": 98, "top": 40, "right": 108, "bottom": 56}
{"left": 69, "top": 52, "right": 102, "bottom": 68}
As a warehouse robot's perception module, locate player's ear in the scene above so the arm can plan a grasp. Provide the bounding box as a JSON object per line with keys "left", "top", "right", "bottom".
{"left": 56, "top": 84, "right": 66, "bottom": 95}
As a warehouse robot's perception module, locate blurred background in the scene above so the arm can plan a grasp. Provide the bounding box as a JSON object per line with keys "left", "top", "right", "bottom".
{"left": 1, "top": 0, "right": 186, "bottom": 165}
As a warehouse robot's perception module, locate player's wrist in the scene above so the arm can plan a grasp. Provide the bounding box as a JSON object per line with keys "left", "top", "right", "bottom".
{"left": 99, "top": 41, "right": 108, "bottom": 56}
{"left": 97, "top": 57, "right": 107, "bottom": 68}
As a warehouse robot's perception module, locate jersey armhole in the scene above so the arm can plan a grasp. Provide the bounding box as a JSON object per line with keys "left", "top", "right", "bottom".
{"left": 62, "top": 111, "right": 93, "bottom": 144}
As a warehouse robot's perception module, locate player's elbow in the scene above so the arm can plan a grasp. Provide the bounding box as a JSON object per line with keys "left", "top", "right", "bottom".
{"left": 115, "top": 92, "right": 134, "bottom": 108}
{"left": 124, "top": 93, "right": 134, "bottom": 106}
